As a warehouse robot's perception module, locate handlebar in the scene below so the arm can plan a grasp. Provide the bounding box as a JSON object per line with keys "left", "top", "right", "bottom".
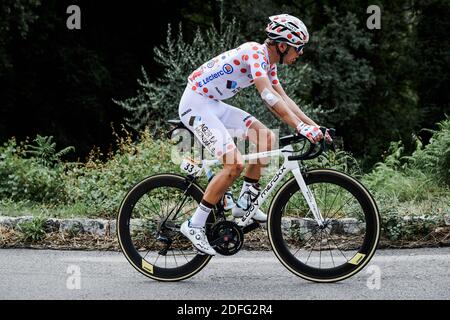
{"left": 281, "top": 127, "right": 336, "bottom": 161}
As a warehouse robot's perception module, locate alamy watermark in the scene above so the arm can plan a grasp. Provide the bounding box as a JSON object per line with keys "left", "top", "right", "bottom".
{"left": 367, "top": 5, "right": 381, "bottom": 30}
{"left": 366, "top": 265, "right": 381, "bottom": 290}
{"left": 66, "top": 264, "right": 81, "bottom": 290}
{"left": 66, "top": 5, "right": 81, "bottom": 30}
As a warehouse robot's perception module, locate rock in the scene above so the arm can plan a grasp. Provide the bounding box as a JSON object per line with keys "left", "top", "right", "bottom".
{"left": 79, "top": 219, "right": 107, "bottom": 236}
{"left": 60, "top": 219, "right": 84, "bottom": 235}
{"left": 45, "top": 218, "right": 61, "bottom": 232}
{"left": 341, "top": 218, "right": 364, "bottom": 235}
{"left": 445, "top": 214, "right": 450, "bottom": 226}
{"left": 107, "top": 220, "right": 117, "bottom": 236}
{"left": 0, "top": 216, "right": 15, "bottom": 229}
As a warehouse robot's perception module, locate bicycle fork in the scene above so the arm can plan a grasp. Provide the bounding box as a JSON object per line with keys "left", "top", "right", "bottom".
{"left": 238, "top": 150, "right": 325, "bottom": 228}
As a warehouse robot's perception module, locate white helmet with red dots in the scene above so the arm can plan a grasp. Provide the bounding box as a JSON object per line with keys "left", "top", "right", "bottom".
{"left": 265, "top": 14, "right": 309, "bottom": 48}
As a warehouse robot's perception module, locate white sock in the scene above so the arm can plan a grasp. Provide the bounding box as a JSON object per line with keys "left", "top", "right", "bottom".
{"left": 190, "top": 203, "right": 212, "bottom": 228}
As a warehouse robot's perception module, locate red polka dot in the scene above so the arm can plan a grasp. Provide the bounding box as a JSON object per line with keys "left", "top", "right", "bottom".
{"left": 272, "top": 80, "right": 279, "bottom": 85}
{"left": 240, "top": 68, "right": 247, "bottom": 73}
{"left": 313, "top": 127, "right": 319, "bottom": 131}
{"left": 245, "top": 120, "right": 253, "bottom": 127}
{"left": 192, "top": 86, "right": 197, "bottom": 91}
{"left": 233, "top": 59, "right": 240, "bottom": 65}
{"left": 271, "top": 71, "right": 276, "bottom": 76}
{"left": 255, "top": 71, "right": 262, "bottom": 77}
{"left": 250, "top": 80, "right": 254, "bottom": 83}
{"left": 217, "top": 151, "right": 223, "bottom": 157}
{"left": 277, "top": 28, "right": 282, "bottom": 32}
{"left": 254, "top": 63, "right": 260, "bottom": 68}
{"left": 274, "top": 17, "right": 279, "bottom": 20}
{"left": 287, "top": 34, "right": 293, "bottom": 39}
{"left": 209, "top": 95, "right": 214, "bottom": 99}
{"left": 296, "top": 41, "right": 301, "bottom": 45}
{"left": 253, "top": 54, "right": 259, "bottom": 59}
{"left": 281, "top": 19, "right": 286, "bottom": 22}
{"left": 242, "top": 55, "right": 249, "bottom": 61}
{"left": 252, "top": 46, "right": 258, "bottom": 50}
{"left": 203, "top": 88, "right": 208, "bottom": 93}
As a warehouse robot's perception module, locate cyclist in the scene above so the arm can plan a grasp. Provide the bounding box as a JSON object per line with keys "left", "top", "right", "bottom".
{"left": 178, "top": 14, "right": 332, "bottom": 255}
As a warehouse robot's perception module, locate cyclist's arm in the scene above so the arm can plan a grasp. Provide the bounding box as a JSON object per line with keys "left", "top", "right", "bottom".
{"left": 272, "top": 83, "right": 319, "bottom": 127}
{"left": 254, "top": 77, "right": 302, "bottom": 130}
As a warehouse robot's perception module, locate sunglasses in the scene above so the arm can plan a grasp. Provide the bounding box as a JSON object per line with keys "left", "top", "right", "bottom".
{"left": 294, "top": 45, "right": 305, "bottom": 54}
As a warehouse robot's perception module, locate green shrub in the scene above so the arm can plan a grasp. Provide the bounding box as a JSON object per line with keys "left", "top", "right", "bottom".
{"left": 63, "top": 127, "right": 179, "bottom": 217}
{"left": 405, "top": 117, "right": 450, "bottom": 186}
{"left": 0, "top": 138, "right": 68, "bottom": 204}
{"left": 18, "top": 216, "right": 47, "bottom": 243}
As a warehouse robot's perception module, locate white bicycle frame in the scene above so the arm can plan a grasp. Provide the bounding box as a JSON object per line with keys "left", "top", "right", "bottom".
{"left": 192, "top": 144, "right": 325, "bottom": 228}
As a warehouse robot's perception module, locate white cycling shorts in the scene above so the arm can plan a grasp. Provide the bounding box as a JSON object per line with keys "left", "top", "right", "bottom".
{"left": 178, "top": 85, "right": 257, "bottom": 159}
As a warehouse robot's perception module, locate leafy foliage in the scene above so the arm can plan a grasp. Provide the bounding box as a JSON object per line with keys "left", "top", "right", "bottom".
{"left": 18, "top": 216, "right": 47, "bottom": 243}
{"left": 25, "top": 135, "right": 75, "bottom": 167}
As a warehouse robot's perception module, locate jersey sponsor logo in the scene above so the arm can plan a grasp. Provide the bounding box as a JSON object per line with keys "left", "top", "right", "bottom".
{"left": 194, "top": 123, "right": 217, "bottom": 154}
{"left": 215, "top": 87, "right": 224, "bottom": 96}
{"left": 181, "top": 108, "right": 192, "bottom": 117}
{"left": 207, "top": 60, "right": 215, "bottom": 68}
{"left": 196, "top": 64, "right": 234, "bottom": 87}
{"left": 189, "top": 69, "right": 203, "bottom": 82}
{"left": 223, "top": 63, "right": 234, "bottom": 74}
{"left": 261, "top": 61, "right": 268, "bottom": 71}
{"left": 226, "top": 80, "right": 238, "bottom": 89}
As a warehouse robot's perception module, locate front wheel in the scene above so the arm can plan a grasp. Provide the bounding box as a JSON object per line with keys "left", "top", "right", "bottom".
{"left": 268, "top": 169, "right": 380, "bottom": 283}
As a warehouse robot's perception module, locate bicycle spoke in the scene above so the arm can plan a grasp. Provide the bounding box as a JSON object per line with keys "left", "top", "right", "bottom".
{"left": 327, "top": 234, "right": 336, "bottom": 268}
{"left": 291, "top": 230, "right": 316, "bottom": 257}
{"left": 153, "top": 254, "right": 160, "bottom": 266}
{"left": 326, "top": 194, "right": 356, "bottom": 221}
{"left": 172, "top": 249, "right": 178, "bottom": 267}
{"left": 326, "top": 233, "right": 350, "bottom": 261}
{"left": 319, "top": 230, "right": 323, "bottom": 269}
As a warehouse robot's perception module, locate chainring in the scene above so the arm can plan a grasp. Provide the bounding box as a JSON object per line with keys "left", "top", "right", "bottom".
{"left": 209, "top": 221, "right": 244, "bottom": 256}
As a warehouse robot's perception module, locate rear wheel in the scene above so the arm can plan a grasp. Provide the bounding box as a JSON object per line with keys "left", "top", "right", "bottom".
{"left": 117, "top": 174, "right": 216, "bottom": 281}
{"left": 268, "top": 169, "right": 380, "bottom": 282}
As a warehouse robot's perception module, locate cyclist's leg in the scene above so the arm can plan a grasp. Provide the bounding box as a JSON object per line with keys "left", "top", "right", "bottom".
{"left": 211, "top": 102, "right": 276, "bottom": 181}
{"left": 243, "top": 120, "right": 276, "bottom": 180}
{"left": 213, "top": 102, "right": 275, "bottom": 221}
{"left": 178, "top": 87, "right": 244, "bottom": 254}
{"left": 179, "top": 98, "right": 244, "bottom": 207}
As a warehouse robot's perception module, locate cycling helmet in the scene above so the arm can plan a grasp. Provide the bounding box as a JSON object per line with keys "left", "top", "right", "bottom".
{"left": 266, "top": 14, "right": 309, "bottom": 48}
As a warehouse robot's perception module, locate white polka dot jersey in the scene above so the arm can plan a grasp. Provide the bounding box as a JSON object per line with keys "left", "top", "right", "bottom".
{"left": 187, "top": 42, "right": 279, "bottom": 101}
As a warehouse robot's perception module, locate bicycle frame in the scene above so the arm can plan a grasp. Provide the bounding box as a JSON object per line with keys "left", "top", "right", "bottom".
{"left": 192, "top": 144, "right": 325, "bottom": 228}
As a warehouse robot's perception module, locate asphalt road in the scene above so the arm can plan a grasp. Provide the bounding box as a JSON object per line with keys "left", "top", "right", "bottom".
{"left": 0, "top": 248, "right": 448, "bottom": 300}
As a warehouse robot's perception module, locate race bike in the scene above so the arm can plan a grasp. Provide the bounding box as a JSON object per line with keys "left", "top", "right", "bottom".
{"left": 117, "top": 119, "right": 380, "bottom": 282}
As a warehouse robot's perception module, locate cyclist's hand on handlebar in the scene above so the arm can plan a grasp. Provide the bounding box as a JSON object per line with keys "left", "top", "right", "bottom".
{"left": 296, "top": 122, "right": 323, "bottom": 144}
{"left": 324, "top": 129, "right": 333, "bottom": 144}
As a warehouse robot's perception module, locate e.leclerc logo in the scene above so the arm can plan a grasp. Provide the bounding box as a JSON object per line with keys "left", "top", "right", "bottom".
{"left": 222, "top": 63, "right": 233, "bottom": 74}
{"left": 197, "top": 63, "right": 234, "bottom": 87}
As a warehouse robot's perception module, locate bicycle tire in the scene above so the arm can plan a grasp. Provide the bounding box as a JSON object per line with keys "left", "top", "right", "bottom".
{"left": 117, "top": 173, "right": 215, "bottom": 282}
{"left": 268, "top": 169, "right": 380, "bottom": 283}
